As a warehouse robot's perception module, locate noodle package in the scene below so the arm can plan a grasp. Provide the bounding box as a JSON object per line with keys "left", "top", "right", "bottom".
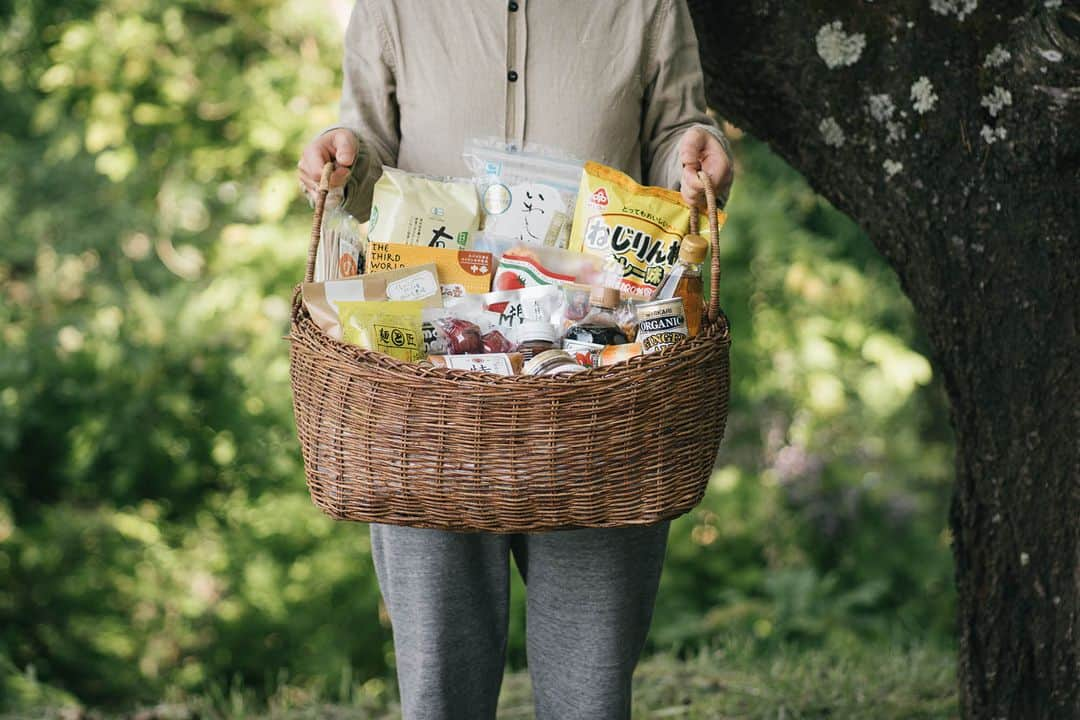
{"left": 337, "top": 300, "right": 426, "bottom": 362}
{"left": 567, "top": 161, "right": 726, "bottom": 298}
{"left": 301, "top": 264, "right": 442, "bottom": 341}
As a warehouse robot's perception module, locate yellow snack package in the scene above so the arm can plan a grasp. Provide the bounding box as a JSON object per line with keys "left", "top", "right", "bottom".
{"left": 568, "top": 161, "right": 726, "bottom": 298}
{"left": 337, "top": 300, "right": 425, "bottom": 362}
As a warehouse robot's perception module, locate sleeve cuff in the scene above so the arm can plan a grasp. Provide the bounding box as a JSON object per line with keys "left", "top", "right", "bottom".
{"left": 315, "top": 126, "right": 378, "bottom": 221}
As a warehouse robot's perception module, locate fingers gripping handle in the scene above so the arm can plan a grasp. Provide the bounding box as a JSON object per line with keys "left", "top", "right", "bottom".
{"left": 686, "top": 170, "right": 722, "bottom": 324}
{"left": 305, "top": 162, "right": 335, "bottom": 284}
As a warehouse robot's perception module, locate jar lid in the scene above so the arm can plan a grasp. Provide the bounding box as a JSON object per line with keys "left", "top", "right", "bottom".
{"left": 518, "top": 320, "right": 555, "bottom": 343}
{"left": 524, "top": 349, "right": 577, "bottom": 375}
{"left": 589, "top": 286, "right": 621, "bottom": 310}
{"left": 679, "top": 233, "right": 708, "bottom": 263}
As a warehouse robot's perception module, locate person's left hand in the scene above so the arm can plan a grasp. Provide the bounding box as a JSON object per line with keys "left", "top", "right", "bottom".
{"left": 678, "top": 127, "right": 733, "bottom": 210}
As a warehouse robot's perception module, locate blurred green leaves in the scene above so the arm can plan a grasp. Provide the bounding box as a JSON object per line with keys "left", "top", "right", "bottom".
{"left": 1, "top": 0, "right": 391, "bottom": 705}
{"left": 1, "top": 0, "right": 955, "bottom": 709}
{"left": 654, "top": 138, "right": 954, "bottom": 654}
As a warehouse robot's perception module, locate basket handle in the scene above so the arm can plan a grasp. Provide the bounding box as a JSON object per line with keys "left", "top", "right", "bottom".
{"left": 305, "top": 162, "right": 336, "bottom": 284}
{"left": 686, "top": 170, "right": 723, "bottom": 324}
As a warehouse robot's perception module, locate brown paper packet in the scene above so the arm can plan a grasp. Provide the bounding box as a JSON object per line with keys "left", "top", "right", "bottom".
{"left": 302, "top": 263, "right": 442, "bottom": 340}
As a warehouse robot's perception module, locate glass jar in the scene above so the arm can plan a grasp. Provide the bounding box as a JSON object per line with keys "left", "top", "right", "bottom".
{"left": 517, "top": 320, "right": 556, "bottom": 360}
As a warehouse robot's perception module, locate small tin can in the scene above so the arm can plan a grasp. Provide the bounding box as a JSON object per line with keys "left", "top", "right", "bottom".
{"left": 524, "top": 349, "right": 589, "bottom": 376}
{"left": 636, "top": 298, "right": 689, "bottom": 354}
{"left": 561, "top": 338, "right": 604, "bottom": 367}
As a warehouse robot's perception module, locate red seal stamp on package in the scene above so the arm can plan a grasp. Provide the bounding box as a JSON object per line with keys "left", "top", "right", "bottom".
{"left": 590, "top": 187, "right": 609, "bottom": 208}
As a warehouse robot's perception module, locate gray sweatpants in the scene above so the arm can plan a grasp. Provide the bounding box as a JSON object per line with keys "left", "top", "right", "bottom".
{"left": 369, "top": 521, "right": 670, "bottom": 720}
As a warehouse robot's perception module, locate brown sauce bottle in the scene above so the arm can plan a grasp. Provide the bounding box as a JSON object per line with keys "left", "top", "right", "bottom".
{"left": 564, "top": 286, "right": 629, "bottom": 346}
{"left": 651, "top": 233, "right": 706, "bottom": 337}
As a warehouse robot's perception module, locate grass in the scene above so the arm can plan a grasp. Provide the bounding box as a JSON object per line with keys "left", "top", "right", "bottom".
{"left": 2, "top": 639, "right": 957, "bottom": 720}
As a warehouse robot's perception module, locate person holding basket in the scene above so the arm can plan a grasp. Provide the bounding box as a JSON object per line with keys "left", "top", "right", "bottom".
{"left": 297, "top": 2, "right": 733, "bottom": 718}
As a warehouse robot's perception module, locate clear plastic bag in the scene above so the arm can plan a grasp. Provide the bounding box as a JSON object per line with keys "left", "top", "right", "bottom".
{"left": 463, "top": 139, "right": 583, "bottom": 249}
{"left": 470, "top": 232, "right": 606, "bottom": 291}
{"left": 315, "top": 188, "right": 365, "bottom": 281}
{"left": 422, "top": 300, "right": 519, "bottom": 355}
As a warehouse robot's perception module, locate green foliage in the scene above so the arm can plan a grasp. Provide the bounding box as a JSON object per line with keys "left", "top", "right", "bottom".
{"left": 0, "top": 0, "right": 956, "bottom": 710}
{"left": 1, "top": 0, "right": 391, "bottom": 706}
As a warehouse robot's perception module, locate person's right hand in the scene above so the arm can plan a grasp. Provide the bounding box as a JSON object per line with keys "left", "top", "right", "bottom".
{"left": 297, "top": 129, "right": 357, "bottom": 198}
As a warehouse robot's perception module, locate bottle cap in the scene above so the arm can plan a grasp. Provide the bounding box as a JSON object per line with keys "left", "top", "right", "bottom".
{"left": 518, "top": 320, "right": 555, "bottom": 343}
{"left": 679, "top": 233, "right": 708, "bottom": 264}
{"left": 589, "top": 286, "right": 621, "bottom": 310}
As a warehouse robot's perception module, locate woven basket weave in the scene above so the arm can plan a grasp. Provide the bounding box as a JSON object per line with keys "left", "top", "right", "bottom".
{"left": 289, "top": 164, "right": 731, "bottom": 532}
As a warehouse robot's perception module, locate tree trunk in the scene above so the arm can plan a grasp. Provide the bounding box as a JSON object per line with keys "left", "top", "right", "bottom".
{"left": 688, "top": 1, "right": 1079, "bottom": 716}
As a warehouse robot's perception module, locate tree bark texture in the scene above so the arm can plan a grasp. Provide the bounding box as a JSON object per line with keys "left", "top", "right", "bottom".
{"left": 688, "top": 1, "right": 1079, "bottom": 717}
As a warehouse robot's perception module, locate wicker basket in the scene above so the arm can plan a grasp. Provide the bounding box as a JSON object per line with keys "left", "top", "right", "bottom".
{"left": 289, "top": 163, "right": 731, "bottom": 532}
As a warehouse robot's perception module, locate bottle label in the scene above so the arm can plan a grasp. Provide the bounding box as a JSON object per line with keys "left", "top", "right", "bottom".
{"left": 562, "top": 339, "right": 604, "bottom": 367}
{"left": 637, "top": 299, "right": 689, "bottom": 355}
{"left": 638, "top": 315, "right": 686, "bottom": 333}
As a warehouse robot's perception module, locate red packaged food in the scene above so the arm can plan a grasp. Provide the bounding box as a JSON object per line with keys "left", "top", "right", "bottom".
{"left": 435, "top": 317, "right": 484, "bottom": 354}
{"left": 482, "top": 329, "right": 516, "bottom": 353}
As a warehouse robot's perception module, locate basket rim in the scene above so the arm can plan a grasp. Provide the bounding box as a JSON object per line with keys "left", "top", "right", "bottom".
{"left": 289, "top": 289, "right": 731, "bottom": 387}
